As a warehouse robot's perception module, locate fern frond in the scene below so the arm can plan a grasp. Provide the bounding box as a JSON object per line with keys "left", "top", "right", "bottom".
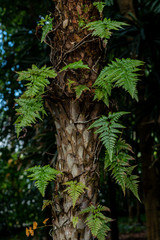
{"left": 80, "top": 204, "right": 111, "bottom": 240}
{"left": 15, "top": 65, "right": 57, "bottom": 137}
{"left": 64, "top": 181, "right": 88, "bottom": 208}
{"left": 42, "top": 200, "right": 53, "bottom": 211}
{"left": 80, "top": 204, "right": 108, "bottom": 215}
{"left": 38, "top": 14, "right": 54, "bottom": 42}
{"left": 94, "top": 58, "right": 143, "bottom": 102}
{"left": 75, "top": 85, "right": 90, "bottom": 98}
{"left": 125, "top": 173, "right": 140, "bottom": 201}
{"left": 105, "top": 138, "right": 140, "bottom": 200}
{"left": 17, "top": 64, "right": 57, "bottom": 97}
{"left": 72, "top": 216, "right": 79, "bottom": 228}
{"left": 60, "top": 60, "right": 90, "bottom": 72}
{"left": 86, "top": 214, "right": 102, "bottom": 237}
{"left": 15, "top": 96, "right": 47, "bottom": 137}
{"left": 26, "top": 165, "right": 61, "bottom": 197}
{"left": 84, "top": 18, "right": 127, "bottom": 40}
{"left": 97, "top": 219, "right": 111, "bottom": 240}
{"left": 145, "top": 0, "right": 160, "bottom": 14}
{"left": 105, "top": 0, "right": 114, "bottom": 6}
{"left": 89, "top": 112, "right": 129, "bottom": 161}
{"left": 93, "top": 82, "right": 112, "bottom": 107}
{"left": 67, "top": 79, "right": 76, "bottom": 91}
{"left": 93, "top": 2, "right": 105, "bottom": 13}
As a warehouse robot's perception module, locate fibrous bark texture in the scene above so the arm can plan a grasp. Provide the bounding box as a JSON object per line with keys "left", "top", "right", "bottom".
{"left": 46, "top": 0, "right": 104, "bottom": 239}
{"left": 47, "top": 100, "right": 103, "bottom": 240}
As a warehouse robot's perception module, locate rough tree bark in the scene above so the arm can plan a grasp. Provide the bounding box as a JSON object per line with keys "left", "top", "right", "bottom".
{"left": 46, "top": 1, "right": 104, "bottom": 239}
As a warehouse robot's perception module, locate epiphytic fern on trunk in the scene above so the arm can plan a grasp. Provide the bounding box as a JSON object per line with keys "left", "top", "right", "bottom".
{"left": 89, "top": 112, "right": 129, "bottom": 161}
{"left": 80, "top": 205, "right": 111, "bottom": 240}
{"left": 105, "top": 138, "right": 140, "bottom": 200}
{"left": 26, "top": 165, "right": 61, "bottom": 197}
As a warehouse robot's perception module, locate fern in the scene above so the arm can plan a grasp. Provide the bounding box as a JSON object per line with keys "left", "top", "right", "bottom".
{"left": 94, "top": 58, "right": 143, "bottom": 104}
{"left": 64, "top": 181, "right": 88, "bottom": 208}
{"left": 60, "top": 60, "right": 90, "bottom": 72}
{"left": 105, "top": 138, "right": 140, "bottom": 200}
{"left": 42, "top": 200, "right": 53, "bottom": 211}
{"left": 15, "top": 96, "right": 47, "bottom": 137}
{"left": 93, "top": 2, "right": 105, "bottom": 13}
{"left": 67, "top": 79, "right": 76, "bottom": 91}
{"left": 104, "top": 0, "right": 114, "bottom": 6}
{"left": 80, "top": 204, "right": 111, "bottom": 240}
{"left": 17, "top": 64, "right": 57, "bottom": 97}
{"left": 84, "top": 18, "right": 127, "bottom": 40}
{"left": 93, "top": 82, "right": 112, "bottom": 107}
{"left": 38, "top": 14, "right": 54, "bottom": 43}
{"left": 75, "top": 85, "right": 90, "bottom": 98}
{"left": 72, "top": 216, "right": 79, "bottom": 228}
{"left": 145, "top": 0, "right": 160, "bottom": 14}
{"left": 15, "top": 65, "right": 57, "bottom": 137}
{"left": 125, "top": 170, "right": 140, "bottom": 201}
{"left": 26, "top": 165, "right": 61, "bottom": 197}
{"left": 89, "top": 112, "right": 129, "bottom": 161}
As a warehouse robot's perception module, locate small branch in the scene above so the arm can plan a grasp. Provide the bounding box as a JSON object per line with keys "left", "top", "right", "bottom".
{"left": 92, "top": 56, "right": 101, "bottom": 74}
{"left": 74, "top": 116, "right": 100, "bottom": 124}
{"left": 64, "top": 36, "right": 98, "bottom": 57}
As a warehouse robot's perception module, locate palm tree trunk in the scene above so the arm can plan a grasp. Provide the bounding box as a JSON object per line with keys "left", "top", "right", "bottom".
{"left": 46, "top": 1, "right": 105, "bottom": 238}
{"left": 46, "top": 100, "right": 103, "bottom": 239}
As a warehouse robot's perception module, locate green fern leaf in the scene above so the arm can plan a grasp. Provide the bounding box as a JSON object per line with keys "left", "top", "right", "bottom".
{"left": 97, "top": 218, "right": 111, "bottom": 240}
{"left": 84, "top": 18, "right": 127, "bottom": 40}
{"left": 80, "top": 204, "right": 109, "bottom": 215}
{"left": 105, "top": 138, "right": 140, "bottom": 200}
{"left": 67, "top": 79, "right": 76, "bottom": 91}
{"left": 26, "top": 165, "right": 61, "bottom": 197}
{"left": 93, "top": 82, "right": 112, "bottom": 107}
{"left": 15, "top": 96, "right": 47, "bottom": 137}
{"left": 17, "top": 64, "right": 57, "bottom": 97}
{"left": 64, "top": 181, "right": 88, "bottom": 208}
{"left": 94, "top": 58, "right": 143, "bottom": 102}
{"left": 15, "top": 65, "right": 57, "bottom": 137}
{"left": 93, "top": 2, "right": 105, "bottom": 13}
{"left": 38, "top": 14, "right": 54, "bottom": 43}
{"left": 72, "top": 216, "right": 79, "bottom": 228}
{"left": 80, "top": 205, "right": 95, "bottom": 214}
{"left": 89, "top": 112, "right": 129, "bottom": 161}
{"left": 125, "top": 174, "right": 140, "bottom": 201}
{"left": 80, "top": 204, "right": 111, "bottom": 239}
{"left": 86, "top": 214, "right": 102, "bottom": 236}
{"left": 42, "top": 200, "right": 53, "bottom": 211}
{"left": 104, "top": 0, "right": 114, "bottom": 6}
{"left": 75, "top": 85, "right": 90, "bottom": 98}
{"left": 60, "top": 60, "right": 90, "bottom": 72}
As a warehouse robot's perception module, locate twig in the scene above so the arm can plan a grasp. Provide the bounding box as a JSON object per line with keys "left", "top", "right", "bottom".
{"left": 74, "top": 116, "right": 100, "bottom": 124}
{"left": 92, "top": 56, "right": 101, "bottom": 74}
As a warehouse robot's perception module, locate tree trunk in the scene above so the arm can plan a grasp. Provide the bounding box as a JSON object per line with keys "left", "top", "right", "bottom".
{"left": 46, "top": 1, "right": 104, "bottom": 238}
{"left": 117, "top": 0, "right": 136, "bottom": 20}
{"left": 46, "top": 100, "right": 103, "bottom": 239}
{"left": 138, "top": 119, "right": 160, "bottom": 240}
